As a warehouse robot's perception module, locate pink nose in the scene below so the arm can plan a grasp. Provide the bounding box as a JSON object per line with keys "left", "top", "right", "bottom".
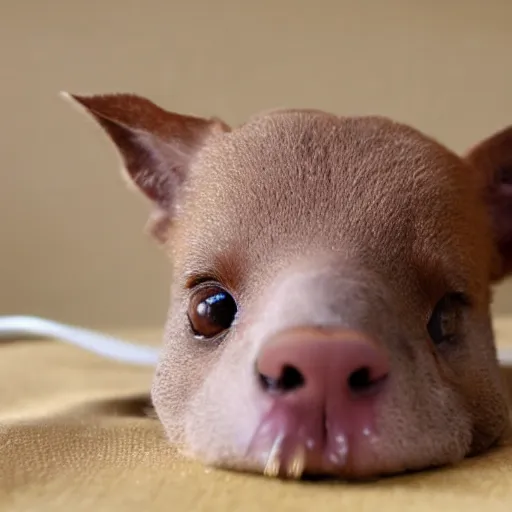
{"left": 256, "top": 327, "right": 390, "bottom": 400}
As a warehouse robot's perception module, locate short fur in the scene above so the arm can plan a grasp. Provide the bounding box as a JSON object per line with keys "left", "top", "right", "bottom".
{"left": 65, "top": 92, "right": 512, "bottom": 479}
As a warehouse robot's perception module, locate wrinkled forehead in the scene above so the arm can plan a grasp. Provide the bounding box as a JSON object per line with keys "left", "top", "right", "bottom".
{"left": 176, "top": 112, "right": 491, "bottom": 299}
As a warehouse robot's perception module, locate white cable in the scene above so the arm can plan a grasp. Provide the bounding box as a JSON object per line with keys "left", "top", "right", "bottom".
{"left": 498, "top": 347, "right": 512, "bottom": 366}
{"left": 0, "top": 314, "right": 511, "bottom": 369}
{"left": 0, "top": 315, "right": 159, "bottom": 366}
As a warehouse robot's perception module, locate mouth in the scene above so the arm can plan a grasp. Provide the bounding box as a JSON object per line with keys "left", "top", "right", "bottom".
{"left": 246, "top": 400, "right": 380, "bottom": 480}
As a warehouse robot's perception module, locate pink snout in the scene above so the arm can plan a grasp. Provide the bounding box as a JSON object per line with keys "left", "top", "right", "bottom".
{"left": 256, "top": 327, "right": 390, "bottom": 399}
{"left": 249, "top": 327, "right": 390, "bottom": 477}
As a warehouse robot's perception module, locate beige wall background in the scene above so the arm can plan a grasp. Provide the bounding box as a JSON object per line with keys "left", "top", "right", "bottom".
{"left": 1, "top": 0, "right": 511, "bottom": 329}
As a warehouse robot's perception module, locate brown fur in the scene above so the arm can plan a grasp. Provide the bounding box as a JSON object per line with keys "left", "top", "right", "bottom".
{"left": 65, "top": 92, "right": 512, "bottom": 479}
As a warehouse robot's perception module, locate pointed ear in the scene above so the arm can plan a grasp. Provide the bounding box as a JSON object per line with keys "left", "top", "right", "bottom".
{"left": 62, "top": 92, "right": 229, "bottom": 243}
{"left": 464, "top": 125, "right": 512, "bottom": 280}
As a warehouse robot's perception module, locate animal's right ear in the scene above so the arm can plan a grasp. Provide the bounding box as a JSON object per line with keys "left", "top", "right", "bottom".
{"left": 61, "top": 92, "right": 230, "bottom": 243}
{"left": 464, "top": 125, "right": 512, "bottom": 280}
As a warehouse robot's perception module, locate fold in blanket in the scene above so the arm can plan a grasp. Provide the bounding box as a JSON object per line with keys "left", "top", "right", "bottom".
{"left": 1, "top": 325, "right": 512, "bottom": 512}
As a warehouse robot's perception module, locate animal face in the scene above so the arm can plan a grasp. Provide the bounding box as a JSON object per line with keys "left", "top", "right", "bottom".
{"left": 65, "top": 93, "right": 512, "bottom": 479}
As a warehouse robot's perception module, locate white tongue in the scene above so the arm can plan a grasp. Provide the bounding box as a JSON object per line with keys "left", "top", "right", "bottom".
{"left": 0, "top": 315, "right": 159, "bottom": 366}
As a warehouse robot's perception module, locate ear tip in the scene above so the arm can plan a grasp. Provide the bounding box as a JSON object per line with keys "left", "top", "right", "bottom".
{"left": 58, "top": 91, "right": 147, "bottom": 113}
{"left": 59, "top": 91, "right": 104, "bottom": 118}
{"left": 59, "top": 91, "right": 84, "bottom": 109}
{"left": 59, "top": 90, "right": 74, "bottom": 103}
{"left": 59, "top": 90, "right": 90, "bottom": 106}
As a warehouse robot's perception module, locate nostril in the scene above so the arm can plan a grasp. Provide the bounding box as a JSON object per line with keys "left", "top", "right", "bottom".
{"left": 348, "top": 366, "right": 387, "bottom": 396}
{"left": 280, "top": 365, "right": 305, "bottom": 391}
{"left": 259, "top": 364, "right": 305, "bottom": 394}
{"left": 348, "top": 367, "right": 371, "bottom": 393}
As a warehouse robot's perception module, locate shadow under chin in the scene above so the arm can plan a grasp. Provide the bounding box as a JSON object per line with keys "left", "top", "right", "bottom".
{"left": 58, "top": 393, "right": 156, "bottom": 420}
{"left": 213, "top": 459, "right": 457, "bottom": 485}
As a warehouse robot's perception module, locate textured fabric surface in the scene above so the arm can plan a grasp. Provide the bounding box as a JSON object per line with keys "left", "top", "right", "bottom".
{"left": 2, "top": 323, "right": 512, "bottom": 512}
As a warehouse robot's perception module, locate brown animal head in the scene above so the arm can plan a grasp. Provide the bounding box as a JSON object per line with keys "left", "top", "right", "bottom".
{"left": 65, "top": 92, "right": 512, "bottom": 479}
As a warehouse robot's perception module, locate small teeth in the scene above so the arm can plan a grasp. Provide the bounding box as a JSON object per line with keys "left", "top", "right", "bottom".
{"left": 263, "top": 434, "right": 306, "bottom": 480}
{"left": 263, "top": 434, "right": 284, "bottom": 478}
{"left": 286, "top": 444, "right": 306, "bottom": 480}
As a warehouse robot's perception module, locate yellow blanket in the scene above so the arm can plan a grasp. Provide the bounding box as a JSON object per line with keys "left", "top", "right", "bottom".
{"left": 2, "top": 322, "right": 512, "bottom": 512}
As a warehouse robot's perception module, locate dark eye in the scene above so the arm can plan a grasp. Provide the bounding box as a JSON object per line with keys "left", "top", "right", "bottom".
{"left": 187, "top": 285, "right": 238, "bottom": 339}
{"left": 427, "top": 293, "right": 468, "bottom": 345}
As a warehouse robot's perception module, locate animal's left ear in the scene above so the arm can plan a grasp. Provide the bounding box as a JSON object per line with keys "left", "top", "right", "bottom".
{"left": 464, "top": 126, "right": 512, "bottom": 280}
